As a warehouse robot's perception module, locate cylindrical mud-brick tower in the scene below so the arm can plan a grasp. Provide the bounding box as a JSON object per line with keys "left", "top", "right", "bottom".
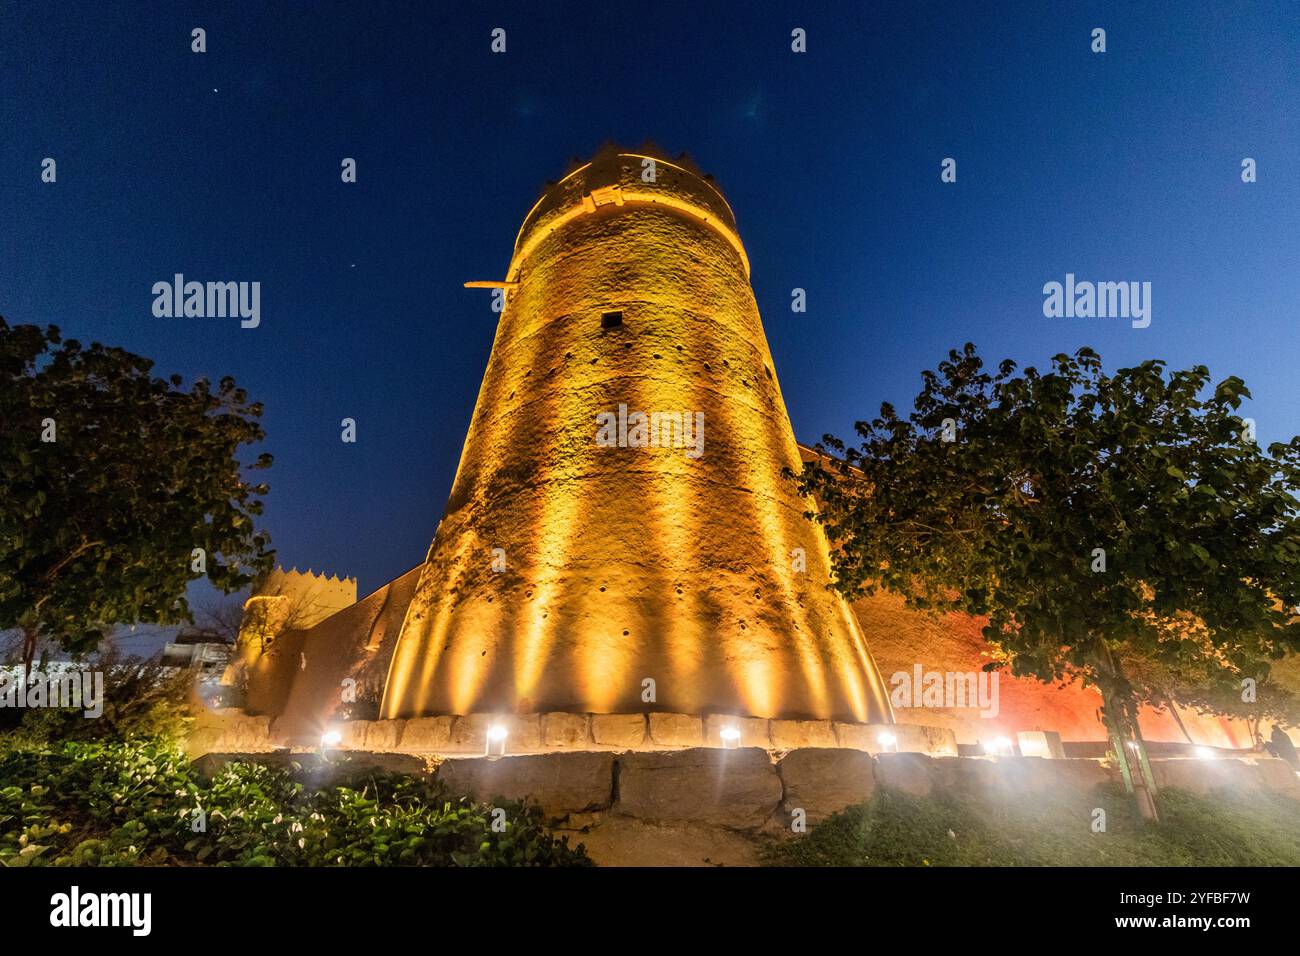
{"left": 381, "top": 148, "right": 892, "bottom": 724}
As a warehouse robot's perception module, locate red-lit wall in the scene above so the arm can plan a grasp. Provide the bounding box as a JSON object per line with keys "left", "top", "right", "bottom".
{"left": 854, "top": 593, "right": 1255, "bottom": 749}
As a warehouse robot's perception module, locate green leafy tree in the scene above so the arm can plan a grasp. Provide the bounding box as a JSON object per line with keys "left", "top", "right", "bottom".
{"left": 0, "top": 318, "right": 274, "bottom": 671}
{"left": 793, "top": 344, "right": 1300, "bottom": 820}
{"left": 1118, "top": 635, "right": 1300, "bottom": 751}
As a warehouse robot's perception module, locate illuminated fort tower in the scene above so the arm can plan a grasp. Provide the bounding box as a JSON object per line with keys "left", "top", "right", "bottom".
{"left": 232, "top": 148, "right": 1265, "bottom": 754}
{"left": 380, "top": 148, "right": 892, "bottom": 724}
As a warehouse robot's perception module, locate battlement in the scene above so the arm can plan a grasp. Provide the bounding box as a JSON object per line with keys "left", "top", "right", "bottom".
{"left": 249, "top": 566, "right": 358, "bottom": 630}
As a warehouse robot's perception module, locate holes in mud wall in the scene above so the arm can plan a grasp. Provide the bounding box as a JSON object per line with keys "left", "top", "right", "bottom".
{"left": 601, "top": 310, "right": 623, "bottom": 329}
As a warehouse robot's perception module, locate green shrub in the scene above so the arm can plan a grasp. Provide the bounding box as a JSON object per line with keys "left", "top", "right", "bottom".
{"left": 5, "top": 659, "right": 196, "bottom": 746}
{"left": 0, "top": 738, "right": 591, "bottom": 867}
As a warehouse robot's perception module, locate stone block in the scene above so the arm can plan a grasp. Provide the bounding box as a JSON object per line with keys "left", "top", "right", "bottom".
{"left": 267, "top": 718, "right": 294, "bottom": 750}
{"left": 340, "top": 719, "right": 372, "bottom": 750}
{"left": 451, "top": 713, "right": 543, "bottom": 753}
{"left": 770, "top": 718, "right": 837, "bottom": 750}
{"left": 434, "top": 752, "right": 615, "bottom": 814}
{"left": 1252, "top": 757, "right": 1300, "bottom": 797}
{"left": 592, "top": 713, "right": 646, "bottom": 749}
{"left": 1018, "top": 730, "right": 1067, "bottom": 759}
{"left": 616, "top": 748, "right": 782, "bottom": 828}
{"left": 364, "top": 719, "right": 405, "bottom": 752}
{"left": 1048, "top": 757, "right": 1111, "bottom": 793}
{"left": 989, "top": 755, "right": 1061, "bottom": 793}
{"left": 648, "top": 712, "right": 704, "bottom": 748}
{"left": 874, "top": 752, "right": 936, "bottom": 797}
{"left": 886, "top": 723, "right": 958, "bottom": 755}
{"left": 1150, "top": 758, "right": 1262, "bottom": 795}
{"left": 833, "top": 722, "right": 881, "bottom": 752}
{"left": 704, "top": 714, "right": 771, "bottom": 750}
{"left": 186, "top": 709, "right": 276, "bottom": 756}
{"left": 931, "top": 755, "right": 999, "bottom": 794}
{"left": 933, "top": 755, "right": 1109, "bottom": 798}
{"left": 542, "top": 712, "right": 591, "bottom": 750}
{"left": 834, "top": 722, "right": 955, "bottom": 755}
{"left": 778, "top": 748, "right": 875, "bottom": 823}
{"left": 401, "top": 716, "right": 454, "bottom": 752}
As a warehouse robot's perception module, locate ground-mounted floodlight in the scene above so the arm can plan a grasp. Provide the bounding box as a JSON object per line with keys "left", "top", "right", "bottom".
{"left": 720, "top": 726, "right": 741, "bottom": 750}
{"left": 486, "top": 723, "right": 508, "bottom": 757}
{"left": 985, "top": 736, "right": 1013, "bottom": 756}
{"left": 1194, "top": 745, "right": 1215, "bottom": 760}
{"left": 877, "top": 731, "right": 898, "bottom": 753}
{"left": 321, "top": 728, "right": 342, "bottom": 750}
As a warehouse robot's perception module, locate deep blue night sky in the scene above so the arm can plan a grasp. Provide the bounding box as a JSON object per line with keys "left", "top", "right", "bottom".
{"left": 3, "top": 1, "right": 1298, "bottom": 604}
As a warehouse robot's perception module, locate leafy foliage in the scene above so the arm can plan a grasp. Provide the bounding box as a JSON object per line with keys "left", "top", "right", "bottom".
{"left": 0, "top": 655, "right": 195, "bottom": 744}
{"left": 793, "top": 344, "right": 1300, "bottom": 728}
{"left": 0, "top": 738, "right": 591, "bottom": 867}
{"left": 0, "top": 318, "right": 275, "bottom": 659}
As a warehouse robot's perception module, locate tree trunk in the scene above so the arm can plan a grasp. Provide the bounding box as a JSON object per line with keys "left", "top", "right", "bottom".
{"left": 1247, "top": 715, "right": 1263, "bottom": 751}
{"left": 1167, "top": 700, "right": 1195, "bottom": 745}
{"left": 1105, "top": 717, "right": 1135, "bottom": 794}
{"left": 1095, "top": 644, "right": 1160, "bottom": 823}
{"left": 1124, "top": 694, "right": 1161, "bottom": 818}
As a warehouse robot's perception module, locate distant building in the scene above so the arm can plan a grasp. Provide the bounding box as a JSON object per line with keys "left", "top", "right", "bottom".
{"left": 161, "top": 638, "right": 232, "bottom": 672}
{"left": 162, "top": 630, "right": 237, "bottom": 708}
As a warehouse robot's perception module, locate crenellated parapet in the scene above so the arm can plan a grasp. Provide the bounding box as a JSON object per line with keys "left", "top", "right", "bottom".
{"left": 235, "top": 566, "right": 357, "bottom": 661}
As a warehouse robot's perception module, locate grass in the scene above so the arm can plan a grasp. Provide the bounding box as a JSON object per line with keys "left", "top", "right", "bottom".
{"left": 762, "top": 782, "right": 1300, "bottom": 866}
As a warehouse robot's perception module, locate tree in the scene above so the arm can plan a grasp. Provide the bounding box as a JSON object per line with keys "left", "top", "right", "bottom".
{"left": 792, "top": 344, "right": 1300, "bottom": 820}
{"left": 1117, "top": 629, "right": 1300, "bottom": 751}
{"left": 0, "top": 318, "right": 275, "bottom": 672}
{"left": 190, "top": 595, "right": 255, "bottom": 644}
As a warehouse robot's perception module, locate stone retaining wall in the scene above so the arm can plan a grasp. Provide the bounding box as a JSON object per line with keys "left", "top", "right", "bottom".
{"left": 188, "top": 708, "right": 960, "bottom": 758}
{"left": 190, "top": 745, "right": 1300, "bottom": 837}
{"left": 185, "top": 708, "right": 278, "bottom": 757}
{"left": 186, "top": 711, "right": 1300, "bottom": 842}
